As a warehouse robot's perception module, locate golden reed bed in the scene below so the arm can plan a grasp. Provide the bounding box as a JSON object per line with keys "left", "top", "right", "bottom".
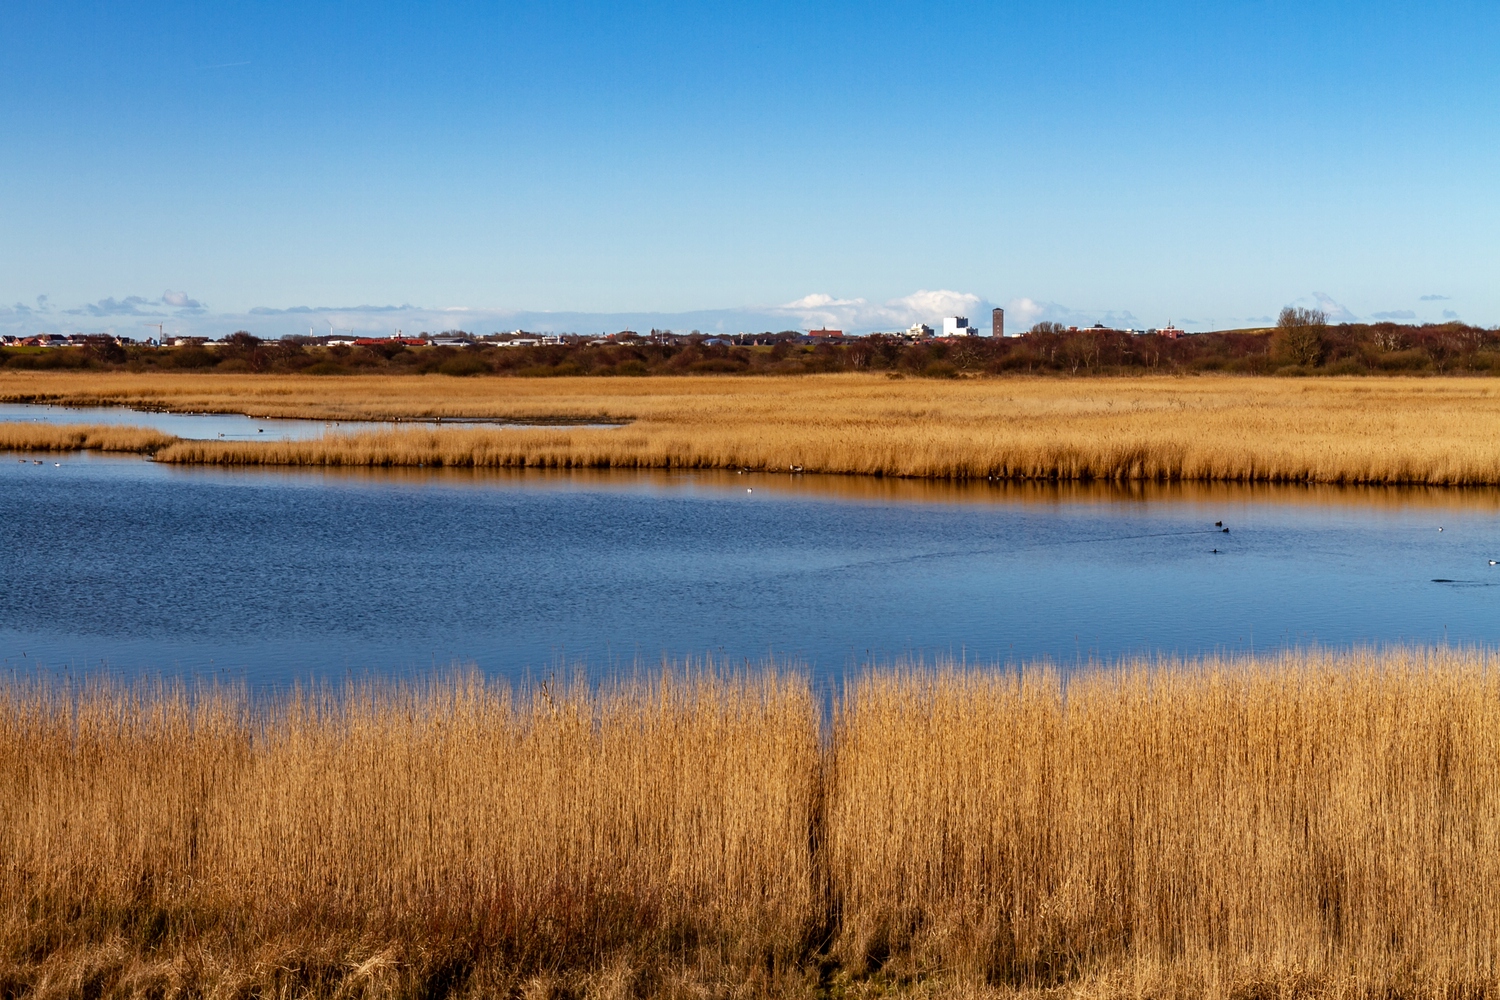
{"left": 6, "top": 649, "right": 1500, "bottom": 999}
{"left": 6, "top": 372, "right": 1500, "bottom": 483}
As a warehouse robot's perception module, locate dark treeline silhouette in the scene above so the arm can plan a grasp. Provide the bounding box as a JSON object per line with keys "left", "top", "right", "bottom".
{"left": 3, "top": 320, "right": 1498, "bottom": 377}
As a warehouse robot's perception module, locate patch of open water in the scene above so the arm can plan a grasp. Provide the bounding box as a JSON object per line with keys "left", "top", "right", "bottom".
{"left": 0, "top": 402, "right": 615, "bottom": 440}
{"left": 2, "top": 454, "right": 1498, "bottom": 687}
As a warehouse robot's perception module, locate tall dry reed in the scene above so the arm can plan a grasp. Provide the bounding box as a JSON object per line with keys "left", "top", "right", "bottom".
{"left": 0, "top": 670, "right": 819, "bottom": 998}
{"left": 8, "top": 371, "right": 1500, "bottom": 484}
{"left": 829, "top": 649, "right": 1500, "bottom": 994}
{"left": 0, "top": 422, "right": 171, "bottom": 453}
{"left": 7, "top": 650, "right": 1500, "bottom": 998}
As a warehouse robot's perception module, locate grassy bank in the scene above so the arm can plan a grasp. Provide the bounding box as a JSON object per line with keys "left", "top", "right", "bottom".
{"left": 0, "top": 422, "right": 173, "bottom": 454}
{"left": 6, "top": 649, "right": 1500, "bottom": 998}
{"left": 7, "top": 373, "right": 1500, "bottom": 483}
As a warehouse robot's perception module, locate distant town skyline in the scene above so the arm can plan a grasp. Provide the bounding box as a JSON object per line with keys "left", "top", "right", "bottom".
{"left": 0, "top": 287, "right": 1469, "bottom": 342}
{"left": 2, "top": 1, "right": 1495, "bottom": 332}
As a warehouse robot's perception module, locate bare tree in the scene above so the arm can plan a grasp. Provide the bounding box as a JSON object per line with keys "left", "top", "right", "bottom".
{"left": 1273, "top": 307, "right": 1327, "bottom": 366}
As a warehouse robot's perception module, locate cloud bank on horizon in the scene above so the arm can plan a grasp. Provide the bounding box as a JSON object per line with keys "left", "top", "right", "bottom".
{"left": 0, "top": 289, "right": 1470, "bottom": 340}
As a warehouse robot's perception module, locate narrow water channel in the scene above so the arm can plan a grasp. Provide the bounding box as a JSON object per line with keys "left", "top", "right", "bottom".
{"left": 0, "top": 401, "right": 615, "bottom": 440}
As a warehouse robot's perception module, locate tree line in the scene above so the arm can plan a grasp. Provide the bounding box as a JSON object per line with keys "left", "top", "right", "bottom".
{"left": 3, "top": 316, "right": 1497, "bottom": 377}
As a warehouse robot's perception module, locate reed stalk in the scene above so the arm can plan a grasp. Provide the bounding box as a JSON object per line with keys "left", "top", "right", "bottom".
{"left": 5, "top": 650, "right": 1500, "bottom": 996}
{"left": 7, "top": 372, "right": 1500, "bottom": 484}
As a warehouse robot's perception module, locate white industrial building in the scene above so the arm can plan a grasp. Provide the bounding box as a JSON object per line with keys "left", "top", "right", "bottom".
{"left": 942, "top": 316, "right": 979, "bottom": 337}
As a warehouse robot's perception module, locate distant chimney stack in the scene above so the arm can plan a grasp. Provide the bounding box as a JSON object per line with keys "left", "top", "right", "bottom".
{"left": 992, "top": 307, "right": 1004, "bottom": 338}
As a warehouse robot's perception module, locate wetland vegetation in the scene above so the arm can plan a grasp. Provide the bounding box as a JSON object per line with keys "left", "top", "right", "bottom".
{"left": 6, "top": 649, "right": 1500, "bottom": 998}
{"left": 6, "top": 372, "right": 1500, "bottom": 484}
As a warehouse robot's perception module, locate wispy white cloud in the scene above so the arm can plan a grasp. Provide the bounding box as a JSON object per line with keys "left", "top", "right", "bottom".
{"left": 247, "top": 303, "right": 415, "bottom": 316}
{"left": 58, "top": 290, "right": 208, "bottom": 320}
{"left": 1443, "top": 309, "right": 1460, "bottom": 320}
{"left": 69, "top": 295, "right": 165, "bottom": 318}
{"left": 1308, "top": 292, "right": 1358, "bottom": 323}
{"left": 1420, "top": 294, "right": 1451, "bottom": 301}
{"left": 771, "top": 289, "right": 982, "bottom": 331}
{"left": 0, "top": 290, "right": 1221, "bottom": 339}
{"left": 1371, "top": 310, "right": 1416, "bottom": 320}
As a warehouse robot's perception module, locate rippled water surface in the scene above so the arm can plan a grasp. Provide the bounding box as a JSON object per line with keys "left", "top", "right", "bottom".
{"left": 3, "top": 454, "right": 1499, "bottom": 686}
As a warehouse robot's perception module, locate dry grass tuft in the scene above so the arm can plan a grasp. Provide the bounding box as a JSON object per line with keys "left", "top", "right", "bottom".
{"left": 7, "top": 649, "right": 1500, "bottom": 997}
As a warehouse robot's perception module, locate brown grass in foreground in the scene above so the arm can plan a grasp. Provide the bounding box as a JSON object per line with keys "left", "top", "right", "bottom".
{"left": 6, "top": 649, "right": 1500, "bottom": 998}
{"left": 7, "top": 372, "right": 1500, "bottom": 484}
{"left": 2, "top": 671, "right": 819, "bottom": 999}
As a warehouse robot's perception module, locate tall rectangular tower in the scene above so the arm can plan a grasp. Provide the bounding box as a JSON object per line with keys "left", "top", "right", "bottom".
{"left": 992, "top": 307, "right": 1004, "bottom": 338}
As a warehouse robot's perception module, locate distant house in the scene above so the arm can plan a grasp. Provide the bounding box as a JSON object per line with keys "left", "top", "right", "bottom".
{"left": 942, "top": 316, "right": 979, "bottom": 337}
{"left": 808, "top": 328, "right": 843, "bottom": 338}
{"left": 355, "top": 336, "right": 424, "bottom": 347}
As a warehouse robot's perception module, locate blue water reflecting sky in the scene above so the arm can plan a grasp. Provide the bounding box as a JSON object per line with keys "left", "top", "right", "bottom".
{"left": 3, "top": 454, "right": 1498, "bottom": 687}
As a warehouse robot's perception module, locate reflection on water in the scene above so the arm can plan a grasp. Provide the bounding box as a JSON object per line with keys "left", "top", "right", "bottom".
{"left": 3, "top": 454, "right": 1499, "bottom": 686}
{"left": 0, "top": 402, "right": 615, "bottom": 441}
{"left": 273, "top": 463, "right": 1500, "bottom": 516}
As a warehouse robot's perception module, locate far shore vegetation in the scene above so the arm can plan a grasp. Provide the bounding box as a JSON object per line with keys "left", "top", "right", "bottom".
{"left": 6, "top": 371, "right": 1500, "bottom": 485}
{"left": 6, "top": 310, "right": 1500, "bottom": 378}
{"left": 6, "top": 648, "right": 1500, "bottom": 998}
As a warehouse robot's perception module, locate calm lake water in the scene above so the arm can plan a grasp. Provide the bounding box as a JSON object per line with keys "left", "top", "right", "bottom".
{"left": 3, "top": 453, "right": 1499, "bottom": 686}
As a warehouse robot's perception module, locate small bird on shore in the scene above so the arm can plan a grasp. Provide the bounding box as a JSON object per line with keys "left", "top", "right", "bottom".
{"left": 1222, "top": 527, "right": 1230, "bottom": 533}
{"left": 1490, "top": 560, "right": 1498, "bottom": 566}
{"left": 746, "top": 488, "right": 752, "bottom": 493}
{"left": 1439, "top": 527, "right": 1445, "bottom": 532}
{"left": 1215, "top": 521, "right": 1222, "bottom": 527}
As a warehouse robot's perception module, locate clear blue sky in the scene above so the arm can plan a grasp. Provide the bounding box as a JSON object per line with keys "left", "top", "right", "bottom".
{"left": 2, "top": 1, "right": 1497, "bottom": 335}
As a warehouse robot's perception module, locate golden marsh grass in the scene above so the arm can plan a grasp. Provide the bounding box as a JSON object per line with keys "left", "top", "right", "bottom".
{"left": 2, "top": 669, "right": 819, "bottom": 998}
{"left": 7, "top": 649, "right": 1500, "bottom": 997}
{"left": 0, "top": 422, "right": 173, "bottom": 454}
{"left": 5, "top": 372, "right": 1500, "bottom": 483}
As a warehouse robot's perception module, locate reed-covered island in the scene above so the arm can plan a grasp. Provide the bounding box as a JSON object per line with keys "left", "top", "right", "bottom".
{"left": 7, "top": 372, "right": 1500, "bottom": 484}
{"left": 5, "top": 648, "right": 1500, "bottom": 998}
